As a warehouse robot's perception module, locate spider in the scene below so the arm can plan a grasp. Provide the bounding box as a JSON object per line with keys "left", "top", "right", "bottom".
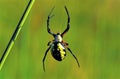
{"left": 42, "top": 6, "right": 80, "bottom": 71}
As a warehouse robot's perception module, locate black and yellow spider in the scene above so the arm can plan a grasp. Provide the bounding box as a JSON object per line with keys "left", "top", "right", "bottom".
{"left": 42, "top": 6, "right": 80, "bottom": 71}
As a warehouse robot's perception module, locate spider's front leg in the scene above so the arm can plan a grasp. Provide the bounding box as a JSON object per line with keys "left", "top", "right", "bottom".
{"left": 47, "top": 7, "right": 55, "bottom": 36}
{"left": 61, "top": 6, "right": 70, "bottom": 37}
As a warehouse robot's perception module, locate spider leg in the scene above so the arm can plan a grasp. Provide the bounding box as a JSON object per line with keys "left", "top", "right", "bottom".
{"left": 47, "top": 41, "right": 51, "bottom": 46}
{"left": 67, "top": 47, "right": 80, "bottom": 67}
{"left": 43, "top": 46, "right": 51, "bottom": 72}
{"left": 61, "top": 6, "right": 70, "bottom": 37}
{"left": 47, "top": 7, "right": 55, "bottom": 36}
{"left": 62, "top": 41, "right": 69, "bottom": 46}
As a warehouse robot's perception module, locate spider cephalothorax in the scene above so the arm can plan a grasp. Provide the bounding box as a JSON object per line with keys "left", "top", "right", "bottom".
{"left": 42, "top": 6, "right": 80, "bottom": 71}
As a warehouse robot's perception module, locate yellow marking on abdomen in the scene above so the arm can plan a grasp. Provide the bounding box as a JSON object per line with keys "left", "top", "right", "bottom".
{"left": 57, "top": 43, "right": 66, "bottom": 59}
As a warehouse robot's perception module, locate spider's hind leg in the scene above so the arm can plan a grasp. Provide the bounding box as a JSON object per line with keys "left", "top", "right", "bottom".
{"left": 43, "top": 46, "right": 51, "bottom": 72}
{"left": 67, "top": 47, "right": 80, "bottom": 67}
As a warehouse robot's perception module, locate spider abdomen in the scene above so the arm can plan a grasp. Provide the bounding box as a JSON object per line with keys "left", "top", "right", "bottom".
{"left": 51, "top": 42, "right": 66, "bottom": 61}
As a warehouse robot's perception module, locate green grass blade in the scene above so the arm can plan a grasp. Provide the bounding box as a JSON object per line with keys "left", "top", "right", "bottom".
{"left": 0, "top": 0, "right": 35, "bottom": 71}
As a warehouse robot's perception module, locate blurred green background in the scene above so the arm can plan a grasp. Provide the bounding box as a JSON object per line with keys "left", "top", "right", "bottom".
{"left": 0, "top": 0, "right": 120, "bottom": 79}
